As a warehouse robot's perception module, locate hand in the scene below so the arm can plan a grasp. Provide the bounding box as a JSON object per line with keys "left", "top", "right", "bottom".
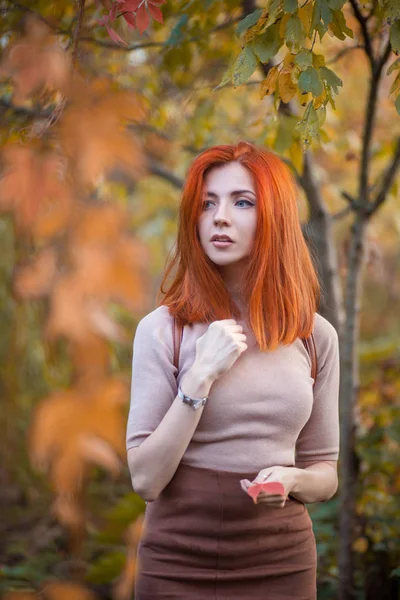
{"left": 194, "top": 319, "right": 247, "bottom": 380}
{"left": 240, "top": 466, "right": 297, "bottom": 508}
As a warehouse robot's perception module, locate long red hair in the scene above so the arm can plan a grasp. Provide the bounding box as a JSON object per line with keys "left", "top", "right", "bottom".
{"left": 156, "top": 141, "right": 320, "bottom": 351}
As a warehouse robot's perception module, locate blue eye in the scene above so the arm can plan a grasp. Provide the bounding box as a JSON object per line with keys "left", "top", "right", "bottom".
{"left": 236, "top": 199, "right": 254, "bottom": 207}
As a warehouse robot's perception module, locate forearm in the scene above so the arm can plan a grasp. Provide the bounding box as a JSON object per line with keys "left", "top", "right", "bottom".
{"left": 128, "top": 363, "right": 215, "bottom": 502}
{"left": 289, "top": 462, "right": 338, "bottom": 504}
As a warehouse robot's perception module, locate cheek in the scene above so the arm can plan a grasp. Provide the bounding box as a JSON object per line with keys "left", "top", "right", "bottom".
{"left": 196, "top": 219, "right": 206, "bottom": 246}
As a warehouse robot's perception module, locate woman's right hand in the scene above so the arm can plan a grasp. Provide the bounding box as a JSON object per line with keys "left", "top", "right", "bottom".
{"left": 193, "top": 319, "right": 248, "bottom": 381}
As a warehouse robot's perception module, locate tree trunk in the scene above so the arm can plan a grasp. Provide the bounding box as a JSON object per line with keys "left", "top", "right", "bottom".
{"left": 338, "top": 212, "right": 367, "bottom": 600}
{"left": 300, "top": 151, "right": 344, "bottom": 332}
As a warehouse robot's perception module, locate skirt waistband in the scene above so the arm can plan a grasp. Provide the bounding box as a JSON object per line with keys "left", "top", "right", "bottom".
{"left": 161, "top": 461, "right": 297, "bottom": 498}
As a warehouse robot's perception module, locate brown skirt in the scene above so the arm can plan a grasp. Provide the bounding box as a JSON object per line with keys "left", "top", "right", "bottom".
{"left": 135, "top": 462, "right": 317, "bottom": 600}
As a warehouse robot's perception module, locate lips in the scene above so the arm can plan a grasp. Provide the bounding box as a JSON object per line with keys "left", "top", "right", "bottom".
{"left": 210, "top": 234, "right": 233, "bottom": 242}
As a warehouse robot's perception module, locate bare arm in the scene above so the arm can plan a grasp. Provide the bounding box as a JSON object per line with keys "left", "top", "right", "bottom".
{"left": 290, "top": 460, "right": 338, "bottom": 503}
{"left": 127, "top": 363, "right": 215, "bottom": 502}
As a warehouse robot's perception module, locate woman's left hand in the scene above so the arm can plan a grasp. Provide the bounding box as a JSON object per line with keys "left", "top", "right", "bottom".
{"left": 240, "top": 466, "right": 297, "bottom": 508}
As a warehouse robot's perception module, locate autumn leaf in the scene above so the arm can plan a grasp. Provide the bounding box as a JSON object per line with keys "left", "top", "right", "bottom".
{"left": 0, "top": 14, "right": 70, "bottom": 104}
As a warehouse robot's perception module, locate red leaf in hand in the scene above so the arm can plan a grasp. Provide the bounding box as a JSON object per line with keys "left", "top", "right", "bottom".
{"left": 135, "top": 4, "right": 150, "bottom": 33}
{"left": 147, "top": 3, "right": 163, "bottom": 23}
{"left": 247, "top": 481, "right": 285, "bottom": 502}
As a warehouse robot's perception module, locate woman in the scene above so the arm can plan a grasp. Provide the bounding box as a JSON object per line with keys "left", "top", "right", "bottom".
{"left": 126, "top": 141, "right": 340, "bottom": 600}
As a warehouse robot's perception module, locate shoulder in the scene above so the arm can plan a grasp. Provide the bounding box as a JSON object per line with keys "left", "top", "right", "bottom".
{"left": 133, "top": 305, "right": 175, "bottom": 360}
{"left": 135, "top": 305, "right": 174, "bottom": 342}
{"left": 137, "top": 305, "right": 173, "bottom": 332}
{"left": 312, "top": 312, "right": 339, "bottom": 365}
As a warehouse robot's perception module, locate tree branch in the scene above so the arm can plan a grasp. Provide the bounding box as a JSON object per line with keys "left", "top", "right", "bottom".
{"left": 348, "top": 0, "right": 375, "bottom": 70}
{"left": 71, "top": 0, "right": 86, "bottom": 65}
{"left": 367, "top": 138, "right": 400, "bottom": 215}
{"left": 326, "top": 44, "right": 364, "bottom": 65}
{"left": 148, "top": 162, "right": 183, "bottom": 188}
{"left": 80, "top": 15, "right": 242, "bottom": 52}
{"left": 341, "top": 190, "right": 359, "bottom": 210}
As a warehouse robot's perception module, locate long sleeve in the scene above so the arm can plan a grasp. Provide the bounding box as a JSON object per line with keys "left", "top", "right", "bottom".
{"left": 126, "top": 306, "right": 178, "bottom": 450}
{"left": 295, "top": 315, "right": 340, "bottom": 467}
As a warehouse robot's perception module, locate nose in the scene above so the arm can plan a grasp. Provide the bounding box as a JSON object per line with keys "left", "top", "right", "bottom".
{"left": 213, "top": 202, "right": 231, "bottom": 226}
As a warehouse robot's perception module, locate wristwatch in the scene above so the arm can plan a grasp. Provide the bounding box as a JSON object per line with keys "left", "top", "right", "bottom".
{"left": 178, "top": 385, "right": 208, "bottom": 410}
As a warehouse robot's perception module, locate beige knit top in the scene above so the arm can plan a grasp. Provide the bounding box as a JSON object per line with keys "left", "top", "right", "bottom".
{"left": 126, "top": 305, "right": 340, "bottom": 473}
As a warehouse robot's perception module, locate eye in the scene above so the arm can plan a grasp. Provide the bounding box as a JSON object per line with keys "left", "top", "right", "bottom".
{"left": 202, "top": 200, "right": 213, "bottom": 209}
{"left": 236, "top": 199, "right": 254, "bottom": 207}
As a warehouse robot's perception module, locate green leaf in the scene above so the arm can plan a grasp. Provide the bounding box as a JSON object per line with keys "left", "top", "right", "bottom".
{"left": 295, "top": 101, "right": 320, "bottom": 147}
{"left": 86, "top": 552, "right": 126, "bottom": 584}
{"left": 250, "top": 24, "right": 281, "bottom": 62}
{"left": 329, "top": 9, "right": 354, "bottom": 40}
{"left": 214, "top": 63, "right": 234, "bottom": 90}
{"left": 274, "top": 115, "right": 299, "bottom": 152}
{"left": 311, "top": 0, "right": 333, "bottom": 39}
{"left": 386, "top": 0, "right": 400, "bottom": 19}
{"left": 387, "top": 57, "right": 400, "bottom": 76}
{"left": 232, "top": 46, "right": 258, "bottom": 87}
{"left": 327, "top": 0, "right": 345, "bottom": 8}
{"left": 265, "top": 0, "right": 283, "bottom": 28}
{"left": 236, "top": 8, "right": 264, "bottom": 37}
{"left": 390, "top": 20, "right": 400, "bottom": 54}
{"left": 395, "top": 95, "right": 400, "bottom": 116}
{"left": 319, "top": 66, "right": 343, "bottom": 94}
{"left": 285, "top": 13, "right": 305, "bottom": 53}
{"left": 298, "top": 66, "right": 324, "bottom": 96}
{"left": 165, "top": 14, "right": 189, "bottom": 46}
{"left": 295, "top": 50, "right": 313, "bottom": 69}
{"left": 284, "top": 0, "right": 298, "bottom": 13}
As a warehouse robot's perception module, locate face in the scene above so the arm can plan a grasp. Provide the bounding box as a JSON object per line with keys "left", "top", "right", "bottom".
{"left": 197, "top": 161, "right": 257, "bottom": 285}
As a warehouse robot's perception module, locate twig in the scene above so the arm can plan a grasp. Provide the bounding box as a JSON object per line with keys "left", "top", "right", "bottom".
{"left": 348, "top": 0, "right": 375, "bottom": 70}
{"left": 368, "top": 138, "right": 400, "bottom": 215}
{"left": 326, "top": 44, "right": 364, "bottom": 65}
{"left": 71, "top": 0, "right": 86, "bottom": 66}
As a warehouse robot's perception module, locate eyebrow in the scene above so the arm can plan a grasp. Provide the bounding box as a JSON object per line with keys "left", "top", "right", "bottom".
{"left": 206, "top": 190, "right": 256, "bottom": 198}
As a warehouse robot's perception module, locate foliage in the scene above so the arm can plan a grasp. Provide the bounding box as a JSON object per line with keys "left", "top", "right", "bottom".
{"left": 0, "top": 1, "right": 400, "bottom": 598}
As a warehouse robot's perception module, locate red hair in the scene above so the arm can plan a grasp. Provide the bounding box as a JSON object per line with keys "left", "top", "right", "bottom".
{"left": 156, "top": 141, "right": 320, "bottom": 351}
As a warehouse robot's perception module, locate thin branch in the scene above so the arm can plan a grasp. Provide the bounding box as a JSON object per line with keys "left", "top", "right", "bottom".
{"left": 80, "top": 37, "right": 165, "bottom": 51}
{"left": 71, "top": 0, "right": 86, "bottom": 66}
{"left": 341, "top": 190, "right": 359, "bottom": 210}
{"left": 332, "top": 206, "right": 353, "bottom": 221}
{"left": 348, "top": 0, "right": 375, "bottom": 70}
{"left": 375, "top": 38, "right": 392, "bottom": 78}
{"left": 148, "top": 162, "right": 183, "bottom": 188}
{"left": 81, "top": 15, "right": 242, "bottom": 52}
{"left": 326, "top": 44, "right": 364, "bottom": 65}
{"left": 368, "top": 138, "right": 400, "bottom": 215}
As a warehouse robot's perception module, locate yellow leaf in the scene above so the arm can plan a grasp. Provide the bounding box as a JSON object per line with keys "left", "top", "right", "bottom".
{"left": 282, "top": 51, "right": 296, "bottom": 74}
{"left": 312, "top": 53, "right": 326, "bottom": 68}
{"left": 260, "top": 66, "right": 279, "bottom": 98}
{"left": 279, "top": 71, "right": 297, "bottom": 103}
{"left": 313, "top": 87, "right": 327, "bottom": 109}
{"left": 297, "top": 88, "right": 312, "bottom": 106}
{"left": 289, "top": 140, "right": 304, "bottom": 174}
{"left": 279, "top": 13, "right": 291, "bottom": 38}
{"left": 298, "top": 2, "right": 313, "bottom": 36}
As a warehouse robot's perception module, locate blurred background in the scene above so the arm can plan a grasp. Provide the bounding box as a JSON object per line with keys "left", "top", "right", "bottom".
{"left": 0, "top": 1, "right": 399, "bottom": 599}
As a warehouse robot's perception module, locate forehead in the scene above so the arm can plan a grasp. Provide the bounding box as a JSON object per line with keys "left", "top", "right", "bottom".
{"left": 204, "top": 162, "right": 255, "bottom": 194}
